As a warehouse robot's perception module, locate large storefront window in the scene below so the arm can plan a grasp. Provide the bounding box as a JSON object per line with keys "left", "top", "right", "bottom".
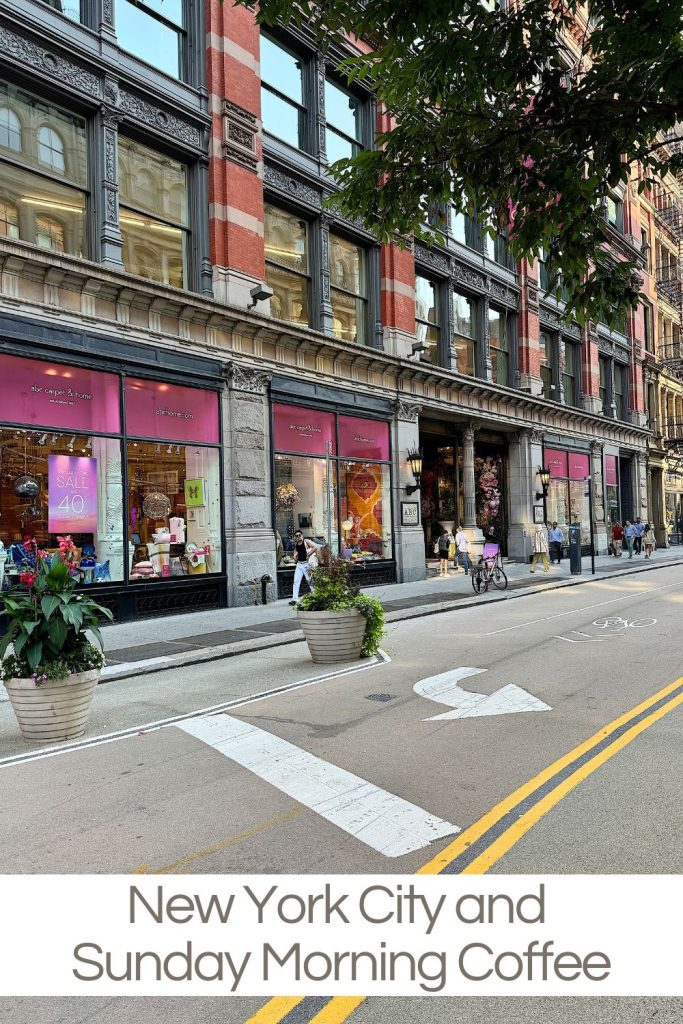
{"left": 124, "top": 378, "right": 221, "bottom": 583}
{"left": 273, "top": 403, "right": 392, "bottom": 568}
{"left": 545, "top": 447, "right": 591, "bottom": 544}
{"left": 604, "top": 454, "right": 620, "bottom": 530}
{"left": 0, "top": 354, "right": 223, "bottom": 595}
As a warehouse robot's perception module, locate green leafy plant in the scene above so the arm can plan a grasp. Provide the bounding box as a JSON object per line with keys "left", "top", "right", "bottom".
{"left": 298, "top": 556, "right": 386, "bottom": 657}
{"left": 0, "top": 542, "right": 112, "bottom": 683}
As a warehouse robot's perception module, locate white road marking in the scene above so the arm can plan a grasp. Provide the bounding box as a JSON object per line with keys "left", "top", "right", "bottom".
{"left": 101, "top": 657, "right": 173, "bottom": 676}
{"left": 554, "top": 633, "right": 612, "bottom": 644}
{"left": 484, "top": 581, "right": 681, "bottom": 636}
{"left": 414, "top": 667, "right": 551, "bottom": 720}
{"left": 177, "top": 713, "right": 459, "bottom": 857}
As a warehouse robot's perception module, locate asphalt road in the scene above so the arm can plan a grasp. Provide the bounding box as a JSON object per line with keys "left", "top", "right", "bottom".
{"left": 2, "top": 564, "right": 683, "bottom": 1023}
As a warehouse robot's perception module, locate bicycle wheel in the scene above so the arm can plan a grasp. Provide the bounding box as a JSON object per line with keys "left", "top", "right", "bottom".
{"left": 492, "top": 566, "right": 508, "bottom": 590}
{"left": 471, "top": 567, "right": 488, "bottom": 594}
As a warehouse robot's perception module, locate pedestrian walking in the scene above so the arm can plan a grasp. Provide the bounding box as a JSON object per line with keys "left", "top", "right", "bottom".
{"left": 530, "top": 524, "right": 550, "bottom": 573}
{"left": 454, "top": 525, "right": 471, "bottom": 574}
{"left": 611, "top": 520, "right": 624, "bottom": 557}
{"left": 624, "top": 520, "right": 636, "bottom": 558}
{"left": 634, "top": 517, "right": 645, "bottom": 555}
{"left": 437, "top": 528, "right": 451, "bottom": 577}
{"left": 643, "top": 523, "right": 656, "bottom": 558}
{"left": 290, "top": 529, "right": 318, "bottom": 605}
{"left": 548, "top": 521, "right": 564, "bottom": 563}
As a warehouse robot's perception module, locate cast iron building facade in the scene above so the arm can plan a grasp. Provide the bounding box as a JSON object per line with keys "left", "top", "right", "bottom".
{"left": 0, "top": 0, "right": 666, "bottom": 618}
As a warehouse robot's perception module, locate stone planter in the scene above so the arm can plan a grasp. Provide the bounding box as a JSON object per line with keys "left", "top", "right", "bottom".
{"left": 3, "top": 668, "right": 100, "bottom": 742}
{"left": 298, "top": 608, "right": 366, "bottom": 664}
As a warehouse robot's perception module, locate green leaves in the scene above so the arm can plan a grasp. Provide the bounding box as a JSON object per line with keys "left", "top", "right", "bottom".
{"left": 236, "top": 0, "right": 683, "bottom": 323}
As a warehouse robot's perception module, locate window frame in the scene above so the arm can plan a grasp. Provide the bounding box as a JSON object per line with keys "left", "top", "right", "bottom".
{"left": 117, "top": 133, "right": 191, "bottom": 290}
{"left": 452, "top": 287, "right": 478, "bottom": 377}
{"left": 538, "top": 329, "right": 555, "bottom": 400}
{"left": 613, "top": 362, "right": 629, "bottom": 421}
{"left": 562, "top": 339, "right": 580, "bottom": 408}
{"left": 264, "top": 200, "right": 313, "bottom": 330}
{"left": 488, "top": 305, "right": 513, "bottom": 387}
{"left": 115, "top": 0, "right": 187, "bottom": 81}
{"left": 329, "top": 229, "right": 369, "bottom": 346}
{"left": 0, "top": 80, "right": 90, "bottom": 259}
{"left": 414, "top": 273, "right": 440, "bottom": 362}
{"left": 324, "top": 73, "right": 367, "bottom": 164}
{"left": 260, "top": 32, "right": 311, "bottom": 154}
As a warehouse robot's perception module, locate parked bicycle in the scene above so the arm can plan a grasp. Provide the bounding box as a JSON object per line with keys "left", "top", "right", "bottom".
{"left": 471, "top": 543, "right": 508, "bottom": 594}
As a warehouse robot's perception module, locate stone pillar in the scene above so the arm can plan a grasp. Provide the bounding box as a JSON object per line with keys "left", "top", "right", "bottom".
{"left": 590, "top": 441, "right": 608, "bottom": 554}
{"left": 223, "top": 363, "right": 278, "bottom": 606}
{"left": 635, "top": 451, "right": 649, "bottom": 525}
{"left": 507, "top": 429, "right": 539, "bottom": 562}
{"left": 319, "top": 212, "right": 335, "bottom": 336}
{"left": 392, "top": 401, "right": 426, "bottom": 583}
{"left": 462, "top": 422, "right": 485, "bottom": 555}
{"left": 582, "top": 322, "right": 603, "bottom": 415}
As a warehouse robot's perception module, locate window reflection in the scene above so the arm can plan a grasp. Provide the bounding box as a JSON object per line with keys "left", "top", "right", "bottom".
{"left": 264, "top": 204, "right": 310, "bottom": 326}
{"left": 330, "top": 234, "right": 366, "bottom": 344}
{"left": 415, "top": 275, "right": 438, "bottom": 361}
{"left": 261, "top": 36, "right": 306, "bottom": 150}
{"left": 116, "top": 0, "right": 183, "bottom": 79}
{"left": 489, "top": 307, "right": 510, "bottom": 387}
{"left": 118, "top": 137, "right": 188, "bottom": 289}
{"left": 325, "top": 79, "right": 363, "bottom": 164}
{"left": 453, "top": 290, "right": 475, "bottom": 375}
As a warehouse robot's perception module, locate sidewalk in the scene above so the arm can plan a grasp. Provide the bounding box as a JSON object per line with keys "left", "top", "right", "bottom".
{"left": 99, "top": 545, "right": 683, "bottom": 681}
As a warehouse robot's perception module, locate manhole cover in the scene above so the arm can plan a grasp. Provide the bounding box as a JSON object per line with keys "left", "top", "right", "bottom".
{"left": 366, "top": 693, "right": 396, "bottom": 703}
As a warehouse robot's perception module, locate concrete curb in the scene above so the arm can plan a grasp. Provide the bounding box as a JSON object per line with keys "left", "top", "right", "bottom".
{"left": 100, "top": 556, "right": 683, "bottom": 683}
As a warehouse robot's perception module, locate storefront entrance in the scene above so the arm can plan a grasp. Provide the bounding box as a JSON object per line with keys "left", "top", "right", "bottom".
{"left": 419, "top": 422, "right": 508, "bottom": 557}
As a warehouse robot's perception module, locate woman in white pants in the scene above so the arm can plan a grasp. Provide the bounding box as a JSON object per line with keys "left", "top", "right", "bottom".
{"left": 290, "top": 530, "right": 317, "bottom": 605}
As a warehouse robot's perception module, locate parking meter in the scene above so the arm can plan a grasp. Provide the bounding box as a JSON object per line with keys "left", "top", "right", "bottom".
{"left": 569, "top": 523, "right": 582, "bottom": 575}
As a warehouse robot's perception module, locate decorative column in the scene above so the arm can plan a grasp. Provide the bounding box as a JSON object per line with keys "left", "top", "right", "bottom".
{"left": 507, "top": 428, "right": 539, "bottom": 562}
{"left": 462, "top": 423, "right": 477, "bottom": 527}
{"left": 393, "top": 401, "right": 426, "bottom": 583}
{"left": 462, "top": 422, "right": 485, "bottom": 556}
{"left": 482, "top": 295, "right": 493, "bottom": 382}
{"left": 635, "top": 450, "right": 649, "bottom": 525}
{"left": 223, "top": 363, "right": 277, "bottom": 606}
{"left": 98, "top": 85, "right": 124, "bottom": 269}
{"left": 319, "top": 212, "right": 335, "bottom": 335}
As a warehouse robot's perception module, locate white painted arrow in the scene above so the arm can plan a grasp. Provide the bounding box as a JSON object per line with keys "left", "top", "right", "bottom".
{"left": 414, "top": 666, "right": 552, "bottom": 720}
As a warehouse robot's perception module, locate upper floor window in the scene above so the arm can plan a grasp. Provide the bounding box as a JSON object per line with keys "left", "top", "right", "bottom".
{"left": 261, "top": 35, "right": 307, "bottom": 152}
{"left": 641, "top": 227, "right": 651, "bottom": 273}
{"left": 330, "top": 233, "right": 367, "bottom": 345}
{"left": 539, "top": 330, "right": 553, "bottom": 400}
{"left": 0, "top": 200, "right": 19, "bottom": 240}
{"left": 0, "top": 107, "right": 21, "bottom": 152}
{"left": 605, "top": 195, "right": 624, "bottom": 233}
{"left": 325, "top": 78, "right": 363, "bottom": 164}
{"left": 264, "top": 203, "right": 310, "bottom": 328}
{"left": 116, "top": 0, "right": 184, "bottom": 79}
{"left": 453, "top": 289, "right": 476, "bottom": 375}
{"left": 118, "top": 136, "right": 188, "bottom": 288}
{"left": 39, "top": 0, "right": 82, "bottom": 20}
{"left": 614, "top": 363, "right": 628, "bottom": 420}
{"left": 0, "top": 82, "right": 87, "bottom": 258}
{"left": 563, "top": 340, "right": 579, "bottom": 407}
{"left": 599, "top": 355, "right": 611, "bottom": 415}
{"left": 415, "top": 275, "right": 439, "bottom": 361}
{"left": 38, "top": 126, "right": 65, "bottom": 173}
{"left": 489, "top": 307, "right": 511, "bottom": 387}
{"left": 642, "top": 300, "right": 653, "bottom": 353}
{"left": 493, "top": 229, "right": 515, "bottom": 270}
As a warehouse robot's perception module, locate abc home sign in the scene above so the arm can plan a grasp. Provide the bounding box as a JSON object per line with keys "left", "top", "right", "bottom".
{"left": 48, "top": 455, "right": 97, "bottom": 534}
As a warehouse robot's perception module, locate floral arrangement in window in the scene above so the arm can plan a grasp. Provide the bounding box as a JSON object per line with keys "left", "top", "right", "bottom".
{"left": 475, "top": 456, "right": 502, "bottom": 534}
{"left": 275, "top": 483, "right": 300, "bottom": 510}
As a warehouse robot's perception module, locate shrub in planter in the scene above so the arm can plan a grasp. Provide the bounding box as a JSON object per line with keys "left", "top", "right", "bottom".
{"left": 0, "top": 541, "right": 113, "bottom": 741}
{"left": 297, "top": 555, "right": 385, "bottom": 662}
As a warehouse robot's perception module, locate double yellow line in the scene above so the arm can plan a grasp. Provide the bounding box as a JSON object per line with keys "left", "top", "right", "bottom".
{"left": 245, "top": 673, "right": 683, "bottom": 1024}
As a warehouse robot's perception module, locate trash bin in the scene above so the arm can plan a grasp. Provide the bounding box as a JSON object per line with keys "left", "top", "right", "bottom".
{"left": 569, "top": 523, "right": 582, "bottom": 575}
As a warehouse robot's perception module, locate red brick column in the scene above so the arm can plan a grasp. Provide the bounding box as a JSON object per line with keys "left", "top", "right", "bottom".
{"left": 517, "top": 257, "right": 542, "bottom": 394}
{"left": 583, "top": 324, "right": 602, "bottom": 414}
{"left": 206, "top": 0, "right": 265, "bottom": 308}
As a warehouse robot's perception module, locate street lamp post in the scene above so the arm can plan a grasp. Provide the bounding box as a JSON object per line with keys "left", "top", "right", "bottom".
{"left": 535, "top": 467, "right": 551, "bottom": 524}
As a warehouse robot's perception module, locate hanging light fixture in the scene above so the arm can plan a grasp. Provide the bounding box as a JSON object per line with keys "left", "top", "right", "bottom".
{"left": 535, "top": 466, "right": 551, "bottom": 501}
{"left": 405, "top": 448, "right": 423, "bottom": 495}
{"left": 66, "top": 436, "right": 76, "bottom": 452}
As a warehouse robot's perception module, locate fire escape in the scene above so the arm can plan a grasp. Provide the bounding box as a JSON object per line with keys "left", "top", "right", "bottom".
{"left": 654, "top": 181, "right": 683, "bottom": 370}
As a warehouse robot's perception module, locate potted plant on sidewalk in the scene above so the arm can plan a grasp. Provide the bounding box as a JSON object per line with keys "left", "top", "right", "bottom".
{"left": 0, "top": 539, "right": 113, "bottom": 742}
{"left": 297, "top": 553, "right": 385, "bottom": 663}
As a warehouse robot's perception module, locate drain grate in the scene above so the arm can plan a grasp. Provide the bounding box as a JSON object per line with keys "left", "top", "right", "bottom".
{"left": 366, "top": 693, "right": 396, "bottom": 703}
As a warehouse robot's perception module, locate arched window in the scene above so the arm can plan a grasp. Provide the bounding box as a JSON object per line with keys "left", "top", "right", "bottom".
{"left": 38, "top": 125, "right": 65, "bottom": 172}
{"left": 0, "top": 201, "right": 19, "bottom": 239}
{"left": 0, "top": 106, "right": 21, "bottom": 152}
{"left": 35, "top": 215, "right": 65, "bottom": 253}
